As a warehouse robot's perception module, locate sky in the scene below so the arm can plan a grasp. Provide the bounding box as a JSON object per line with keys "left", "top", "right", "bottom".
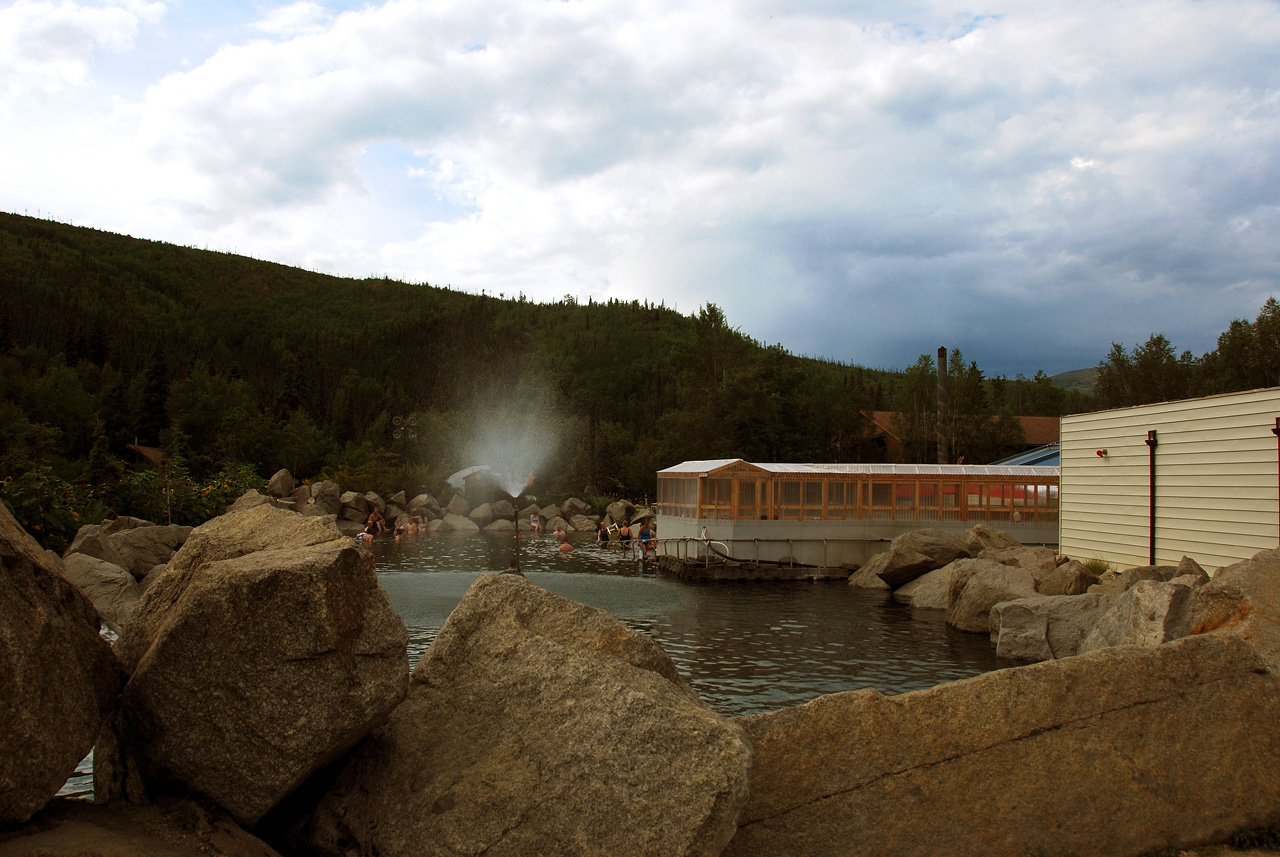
{"left": 2, "top": 0, "right": 1278, "bottom": 377}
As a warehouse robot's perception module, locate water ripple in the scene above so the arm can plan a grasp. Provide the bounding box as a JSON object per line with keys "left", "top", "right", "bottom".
{"left": 373, "top": 531, "right": 1002, "bottom": 717}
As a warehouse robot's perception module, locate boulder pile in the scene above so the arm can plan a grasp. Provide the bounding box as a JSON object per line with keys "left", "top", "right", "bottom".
{"left": 294, "top": 573, "right": 752, "bottom": 857}
{"left": 233, "top": 468, "right": 626, "bottom": 538}
{"left": 848, "top": 526, "right": 1257, "bottom": 668}
{"left": 6, "top": 486, "right": 1280, "bottom": 856}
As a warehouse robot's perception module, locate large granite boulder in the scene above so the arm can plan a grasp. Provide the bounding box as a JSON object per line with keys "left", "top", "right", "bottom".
{"left": 468, "top": 502, "right": 495, "bottom": 528}
{"left": 0, "top": 505, "right": 125, "bottom": 825}
{"left": 0, "top": 797, "right": 284, "bottom": 857}
{"left": 439, "top": 513, "right": 480, "bottom": 533}
{"left": 605, "top": 499, "right": 635, "bottom": 527}
{"left": 63, "top": 524, "right": 129, "bottom": 569}
{"left": 569, "top": 513, "right": 597, "bottom": 533}
{"left": 445, "top": 494, "right": 470, "bottom": 516}
{"left": 227, "top": 489, "right": 275, "bottom": 514}
{"left": 1089, "top": 563, "right": 1179, "bottom": 595}
{"left": 59, "top": 553, "right": 142, "bottom": 634}
{"left": 964, "top": 524, "right": 1020, "bottom": 552}
{"left": 1079, "top": 579, "right": 1194, "bottom": 655}
{"left": 339, "top": 504, "right": 368, "bottom": 524}
{"left": 561, "top": 496, "right": 591, "bottom": 517}
{"left": 977, "top": 545, "right": 1057, "bottom": 584}
{"left": 875, "top": 529, "right": 970, "bottom": 588}
{"left": 109, "top": 524, "right": 191, "bottom": 579}
{"left": 408, "top": 493, "right": 439, "bottom": 516}
{"left": 989, "top": 593, "right": 1113, "bottom": 661}
{"left": 115, "top": 506, "right": 347, "bottom": 672}
{"left": 1037, "top": 559, "right": 1097, "bottom": 596}
{"left": 306, "top": 480, "right": 342, "bottom": 516}
{"left": 846, "top": 552, "right": 890, "bottom": 589}
{"left": 1173, "top": 554, "right": 1210, "bottom": 585}
{"left": 945, "top": 558, "right": 1037, "bottom": 633}
{"left": 101, "top": 515, "right": 153, "bottom": 535}
{"left": 107, "top": 506, "right": 409, "bottom": 826}
{"left": 298, "top": 574, "right": 752, "bottom": 857}
{"left": 890, "top": 566, "right": 950, "bottom": 609}
{"left": 723, "top": 634, "right": 1280, "bottom": 857}
{"left": 340, "top": 491, "right": 370, "bottom": 515}
{"left": 545, "top": 515, "right": 572, "bottom": 533}
{"left": 267, "top": 468, "right": 295, "bottom": 498}
{"left": 1188, "top": 547, "right": 1280, "bottom": 671}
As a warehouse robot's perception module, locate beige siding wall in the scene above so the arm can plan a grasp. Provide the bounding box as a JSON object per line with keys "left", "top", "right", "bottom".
{"left": 1060, "top": 387, "right": 1280, "bottom": 572}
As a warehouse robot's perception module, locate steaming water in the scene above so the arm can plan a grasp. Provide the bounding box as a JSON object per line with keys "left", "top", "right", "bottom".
{"left": 374, "top": 531, "right": 1004, "bottom": 716}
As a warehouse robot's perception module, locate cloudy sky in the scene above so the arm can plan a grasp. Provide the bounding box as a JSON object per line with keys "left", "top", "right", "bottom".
{"left": 3, "top": 0, "right": 1278, "bottom": 376}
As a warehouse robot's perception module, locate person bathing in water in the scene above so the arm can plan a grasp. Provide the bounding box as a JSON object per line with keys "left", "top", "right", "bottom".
{"left": 639, "top": 519, "right": 655, "bottom": 557}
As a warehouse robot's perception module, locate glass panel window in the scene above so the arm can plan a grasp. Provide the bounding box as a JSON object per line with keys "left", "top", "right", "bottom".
{"left": 917, "top": 481, "right": 938, "bottom": 521}
{"left": 827, "top": 481, "right": 846, "bottom": 519}
{"left": 803, "top": 481, "right": 822, "bottom": 508}
{"left": 871, "top": 482, "right": 893, "bottom": 520}
{"left": 780, "top": 481, "right": 801, "bottom": 506}
{"left": 738, "top": 480, "right": 757, "bottom": 520}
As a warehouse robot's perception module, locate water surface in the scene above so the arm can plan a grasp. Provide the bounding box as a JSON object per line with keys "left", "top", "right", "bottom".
{"left": 373, "top": 531, "right": 1003, "bottom": 716}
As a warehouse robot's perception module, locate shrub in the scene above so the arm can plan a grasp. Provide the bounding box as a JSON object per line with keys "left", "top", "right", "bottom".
{"left": 1082, "top": 557, "right": 1111, "bottom": 575}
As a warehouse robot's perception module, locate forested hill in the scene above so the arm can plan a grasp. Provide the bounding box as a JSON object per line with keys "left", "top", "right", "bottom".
{"left": 0, "top": 211, "right": 1082, "bottom": 527}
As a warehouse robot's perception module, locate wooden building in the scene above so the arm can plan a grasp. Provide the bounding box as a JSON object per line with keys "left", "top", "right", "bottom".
{"left": 1059, "top": 387, "right": 1280, "bottom": 571}
{"left": 656, "top": 459, "right": 1059, "bottom": 568}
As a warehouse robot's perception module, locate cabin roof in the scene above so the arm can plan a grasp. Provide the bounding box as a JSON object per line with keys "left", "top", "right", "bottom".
{"left": 659, "top": 459, "right": 1058, "bottom": 478}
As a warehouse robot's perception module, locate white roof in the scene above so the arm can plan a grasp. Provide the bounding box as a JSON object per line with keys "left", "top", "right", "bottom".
{"left": 658, "top": 459, "right": 1058, "bottom": 477}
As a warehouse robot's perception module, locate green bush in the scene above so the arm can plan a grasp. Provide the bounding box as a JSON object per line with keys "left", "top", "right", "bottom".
{"left": 0, "top": 468, "right": 104, "bottom": 553}
{"left": 0, "top": 463, "right": 265, "bottom": 551}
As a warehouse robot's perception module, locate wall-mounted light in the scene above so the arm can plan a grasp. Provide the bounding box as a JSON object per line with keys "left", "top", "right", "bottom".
{"left": 1096, "top": 449, "right": 1108, "bottom": 458}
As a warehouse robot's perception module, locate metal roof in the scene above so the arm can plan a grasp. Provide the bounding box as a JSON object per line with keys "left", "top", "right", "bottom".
{"left": 990, "top": 443, "right": 1061, "bottom": 467}
{"left": 658, "top": 459, "right": 1058, "bottom": 478}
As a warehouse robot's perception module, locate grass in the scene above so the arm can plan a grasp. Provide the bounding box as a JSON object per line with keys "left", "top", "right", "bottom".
{"left": 1082, "top": 557, "right": 1111, "bottom": 575}
{"left": 1230, "top": 827, "right": 1280, "bottom": 850}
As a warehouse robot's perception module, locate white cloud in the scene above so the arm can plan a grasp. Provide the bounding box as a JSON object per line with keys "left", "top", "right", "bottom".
{"left": 0, "top": 0, "right": 163, "bottom": 101}
{"left": 251, "top": 1, "right": 331, "bottom": 37}
{"left": 5, "top": 0, "right": 1279, "bottom": 374}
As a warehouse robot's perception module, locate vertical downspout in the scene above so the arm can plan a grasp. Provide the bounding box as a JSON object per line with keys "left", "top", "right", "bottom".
{"left": 1272, "top": 418, "right": 1280, "bottom": 545}
{"left": 937, "top": 346, "right": 948, "bottom": 464}
{"left": 1145, "top": 429, "right": 1158, "bottom": 565}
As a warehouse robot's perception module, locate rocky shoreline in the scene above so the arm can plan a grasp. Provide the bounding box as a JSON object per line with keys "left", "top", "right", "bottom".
{"left": 242, "top": 467, "right": 643, "bottom": 540}
{"left": 3, "top": 488, "right": 1280, "bottom": 856}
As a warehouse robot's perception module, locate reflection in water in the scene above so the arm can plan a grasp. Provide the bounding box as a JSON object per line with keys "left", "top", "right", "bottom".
{"left": 373, "top": 531, "right": 1002, "bottom": 717}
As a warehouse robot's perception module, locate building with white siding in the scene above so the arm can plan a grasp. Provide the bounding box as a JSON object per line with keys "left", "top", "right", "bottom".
{"left": 1059, "top": 387, "right": 1280, "bottom": 571}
